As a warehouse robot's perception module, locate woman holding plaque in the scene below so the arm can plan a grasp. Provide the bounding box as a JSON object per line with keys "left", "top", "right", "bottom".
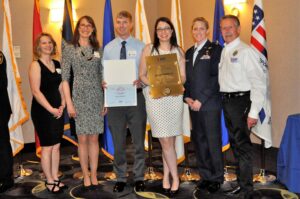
{"left": 61, "top": 16, "right": 106, "bottom": 188}
{"left": 139, "top": 17, "right": 186, "bottom": 196}
{"left": 29, "top": 33, "right": 66, "bottom": 193}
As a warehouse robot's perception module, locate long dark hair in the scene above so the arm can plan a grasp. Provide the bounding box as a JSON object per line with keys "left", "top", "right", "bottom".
{"left": 72, "top": 15, "right": 100, "bottom": 50}
{"left": 152, "top": 17, "right": 178, "bottom": 54}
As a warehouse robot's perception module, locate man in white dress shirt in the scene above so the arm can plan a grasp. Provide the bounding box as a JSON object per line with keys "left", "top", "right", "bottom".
{"left": 219, "top": 15, "right": 267, "bottom": 197}
{"left": 103, "top": 11, "right": 146, "bottom": 193}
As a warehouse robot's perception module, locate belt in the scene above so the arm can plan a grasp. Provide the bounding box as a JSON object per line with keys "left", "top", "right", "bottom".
{"left": 137, "top": 88, "right": 143, "bottom": 93}
{"left": 221, "top": 91, "right": 250, "bottom": 99}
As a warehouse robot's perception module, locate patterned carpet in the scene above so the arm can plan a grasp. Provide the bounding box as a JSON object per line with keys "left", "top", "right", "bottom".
{"left": 0, "top": 138, "right": 298, "bottom": 199}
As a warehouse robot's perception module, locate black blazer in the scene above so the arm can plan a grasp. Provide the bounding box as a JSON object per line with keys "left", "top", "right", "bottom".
{"left": 184, "top": 40, "right": 222, "bottom": 111}
{"left": 0, "top": 51, "right": 12, "bottom": 122}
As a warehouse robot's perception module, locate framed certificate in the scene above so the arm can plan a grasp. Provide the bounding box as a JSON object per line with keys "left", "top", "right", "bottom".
{"left": 103, "top": 59, "right": 137, "bottom": 107}
{"left": 146, "top": 53, "right": 184, "bottom": 99}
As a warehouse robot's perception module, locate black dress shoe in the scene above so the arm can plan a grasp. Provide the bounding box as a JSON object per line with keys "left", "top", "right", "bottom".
{"left": 224, "top": 185, "right": 241, "bottom": 195}
{"left": 89, "top": 184, "right": 97, "bottom": 191}
{"left": 207, "top": 182, "right": 221, "bottom": 193}
{"left": 81, "top": 184, "right": 93, "bottom": 192}
{"left": 0, "top": 180, "right": 14, "bottom": 193}
{"left": 134, "top": 181, "right": 145, "bottom": 192}
{"left": 196, "top": 180, "right": 210, "bottom": 190}
{"left": 162, "top": 187, "right": 170, "bottom": 194}
{"left": 113, "top": 182, "right": 126, "bottom": 192}
{"left": 169, "top": 189, "right": 179, "bottom": 198}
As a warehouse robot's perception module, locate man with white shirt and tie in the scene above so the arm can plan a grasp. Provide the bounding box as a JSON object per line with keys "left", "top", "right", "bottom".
{"left": 103, "top": 10, "right": 146, "bottom": 193}
{"left": 219, "top": 15, "right": 267, "bottom": 197}
{"left": 184, "top": 17, "right": 223, "bottom": 194}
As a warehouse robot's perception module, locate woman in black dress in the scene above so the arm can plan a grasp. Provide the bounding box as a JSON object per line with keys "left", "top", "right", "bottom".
{"left": 29, "top": 33, "right": 66, "bottom": 193}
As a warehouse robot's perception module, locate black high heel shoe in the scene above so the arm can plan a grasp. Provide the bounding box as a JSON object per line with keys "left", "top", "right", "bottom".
{"left": 169, "top": 189, "right": 179, "bottom": 198}
{"left": 90, "top": 182, "right": 99, "bottom": 191}
{"left": 169, "top": 179, "right": 180, "bottom": 198}
{"left": 54, "top": 180, "right": 68, "bottom": 190}
{"left": 162, "top": 187, "right": 170, "bottom": 194}
{"left": 45, "top": 181, "right": 62, "bottom": 194}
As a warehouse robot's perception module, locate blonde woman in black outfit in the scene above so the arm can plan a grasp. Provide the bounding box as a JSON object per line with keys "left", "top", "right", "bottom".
{"left": 29, "top": 33, "right": 66, "bottom": 194}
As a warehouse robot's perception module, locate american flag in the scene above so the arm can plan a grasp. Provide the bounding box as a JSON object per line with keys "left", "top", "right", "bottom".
{"left": 250, "top": 0, "right": 272, "bottom": 148}
{"left": 251, "top": 0, "right": 268, "bottom": 68}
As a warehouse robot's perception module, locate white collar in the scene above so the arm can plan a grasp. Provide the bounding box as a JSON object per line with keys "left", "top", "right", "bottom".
{"left": 118, "top": 36, "right": 132, "bottom": 44}
{"left": 224, "top": 37, "right": 240, "bottom": 50}
{"left": 194, "top": 39, "right": 208, "bottom": 52}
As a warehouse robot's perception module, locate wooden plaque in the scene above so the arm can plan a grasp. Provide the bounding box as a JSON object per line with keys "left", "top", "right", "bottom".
{"left": 146, "top": 53, "right": 184, "bottom": 98}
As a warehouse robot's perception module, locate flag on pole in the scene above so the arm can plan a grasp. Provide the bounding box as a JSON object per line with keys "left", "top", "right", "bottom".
{"left": 2, "top": 0, "right": 29, "bottom": 156}
{"left": 135, "top": 0, "right": 151, "bottom": 44}
{"left": 212, "top": 0, "right": 230, "bottom": 152}
{"left": 33, "top": 0, "right": 42, "bottom": 46}
{"left": 171, "top": 0, "right": 184, "bottom": 48}
{"left": 101, "top": 0, "right": 115, "bottom": 160}
{"left": 171, "top": 0, "right": 190, "bottom": 164}
{"left": 134, "top": 0, "right": 152, "bottom": 151}
{"left": 61, "top": 0, "right": 78, "bottom": 146}
{"left": 213, "top": 0, "right": 225, "bottom": 46}
{"left": 250, "top": 0, "right": 272, "bottom": 148}
{"left": 32, "top": 0, "right": 43, "bottom": 157}
{"left": 62, "top": 0, "right": 74, "bottom": 43}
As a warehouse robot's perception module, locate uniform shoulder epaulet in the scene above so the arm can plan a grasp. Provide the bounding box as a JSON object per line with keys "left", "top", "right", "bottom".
{"left": 211, "top": 41, "right": 220, "bottom": 47}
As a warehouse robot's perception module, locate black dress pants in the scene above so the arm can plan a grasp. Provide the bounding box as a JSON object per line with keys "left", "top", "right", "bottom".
{"left": 0, "top": 118, "right": 13, "bottom": 182}
{"left": 222, "top": 95, "right": 253, "bottom": 192}
{"left": 191, "top": 109, "right": 224, "bottom": 183}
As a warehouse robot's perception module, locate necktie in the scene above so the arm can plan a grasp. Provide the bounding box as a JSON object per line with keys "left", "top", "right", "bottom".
{"left": 120, "top": 41, "right": 127, "bottom": 59}
{"left": 193, "top": 47, "right": 199, "bottom": 65}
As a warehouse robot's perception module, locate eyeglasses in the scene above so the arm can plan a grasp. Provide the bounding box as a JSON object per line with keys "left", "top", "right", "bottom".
{"left": 79, "top": 23, "right": 93, "bottom": 29}
{"left": 156, "top": 27, "right": 171, "bottom": 33}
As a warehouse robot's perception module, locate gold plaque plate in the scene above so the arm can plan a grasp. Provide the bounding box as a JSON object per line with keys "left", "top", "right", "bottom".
{"left": 146, "top": 53, "right": 184, "bottom": 99}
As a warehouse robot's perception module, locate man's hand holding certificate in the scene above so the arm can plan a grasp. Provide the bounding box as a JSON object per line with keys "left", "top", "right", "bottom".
{"left": 103, "top": 60, "right": 137, "bottom": 107}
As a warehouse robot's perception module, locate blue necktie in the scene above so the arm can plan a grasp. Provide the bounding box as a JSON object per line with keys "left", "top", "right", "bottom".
{"left": 120, "top": 41, "right": 127, "bottom": 59}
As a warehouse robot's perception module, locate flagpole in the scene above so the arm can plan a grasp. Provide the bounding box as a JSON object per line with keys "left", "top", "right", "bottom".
{"left": 211, "top": 0, "right": 238, "bottom": 183}
{"left": 133, "top": 0, "right": 163, "bottom": 181}
{"left": 16, "top": 0, "right": 43, "bottom": 179}
{"left": 3, "top": 0, "right": 32, "bottom": 178}
{"left": 179, "top": 142, "right": 200, "bottom": 182}
{"left": 250, "top": 0, "right": 275, "bottom": 185}
{"left": 253, "top": 140, "right": 276, "bottom": 184}
{"left": 144, "top": 130, "right": 163, "bottom": 181}
{"left": 169, "top": 0, "right": 198, "bottom": 182}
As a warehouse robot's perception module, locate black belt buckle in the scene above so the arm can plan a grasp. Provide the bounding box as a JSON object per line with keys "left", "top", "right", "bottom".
{"left": 222, "top": 91, "right": 250, "bottom": 100}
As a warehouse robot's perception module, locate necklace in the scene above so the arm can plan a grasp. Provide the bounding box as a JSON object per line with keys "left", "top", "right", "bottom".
{"left": 78, "top": 43, "right": 94, "bottom": 61}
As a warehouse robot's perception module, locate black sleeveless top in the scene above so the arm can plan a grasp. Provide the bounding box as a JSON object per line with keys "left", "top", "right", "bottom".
{"left": 31, "top": 59, "right": 64, "bottom": 146}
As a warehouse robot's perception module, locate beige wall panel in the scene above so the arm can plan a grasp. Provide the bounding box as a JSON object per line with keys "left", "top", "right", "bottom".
{"left": 263, "top": 0, "right": 300, "bottom": 147}
{"left": 0, "top": 0, "right": 299, "bottom": 147}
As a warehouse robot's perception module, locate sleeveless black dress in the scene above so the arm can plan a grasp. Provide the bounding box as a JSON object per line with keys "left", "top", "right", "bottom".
{"left": 31, "top": 60, "right": 64, "bottom": 146}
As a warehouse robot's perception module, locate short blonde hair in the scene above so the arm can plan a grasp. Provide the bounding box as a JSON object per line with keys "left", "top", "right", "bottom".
{"left": 191, "top": 17, "right": 209, "bottom": 30}
{"left": 116, "top": 10, "right": 132, "bottom": 22}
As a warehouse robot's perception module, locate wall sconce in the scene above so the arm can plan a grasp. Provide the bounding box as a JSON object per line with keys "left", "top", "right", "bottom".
{"left": 50, "top": 8, "right": 63, "bottom": 23}
{"left": 224, "top": 0, "right": 247, "bottom": 17}
{"left": 50, "top": 6, "right": 77, "bottom": 23}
